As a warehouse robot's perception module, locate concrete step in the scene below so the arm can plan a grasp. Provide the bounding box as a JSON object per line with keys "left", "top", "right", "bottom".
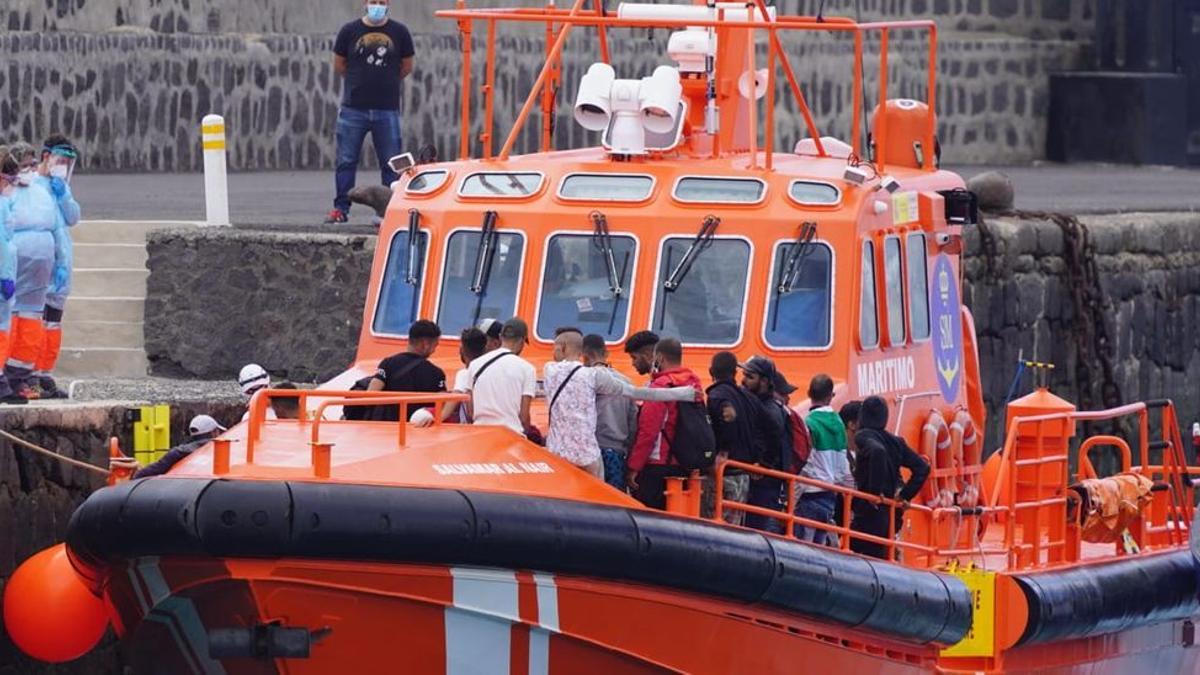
{"left": 73, "top": 243, "right": 147, "bottom": 269}
{"left": 65, "top": 297, "right": 144, "bottom": 323}
{"left": 71, "top": 220, "right": 200, "bottom": 245}
{"left": 54, "top": 348, "right": 148, "bottom": 379}
{"left": 61, "top": 321, "right": 144, "bottom": 350}
{"left": 71, "top": 269, "right": 149, "bottom": 298}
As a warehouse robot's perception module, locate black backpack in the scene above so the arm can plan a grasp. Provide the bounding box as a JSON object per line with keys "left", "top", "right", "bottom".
{"left": 668, "top": 399, "right": 717, "bottom": 471}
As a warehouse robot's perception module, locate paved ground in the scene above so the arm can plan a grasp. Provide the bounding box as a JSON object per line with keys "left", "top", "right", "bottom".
{"left": 71, "top": 163, "right": 1200, "bottom": 226}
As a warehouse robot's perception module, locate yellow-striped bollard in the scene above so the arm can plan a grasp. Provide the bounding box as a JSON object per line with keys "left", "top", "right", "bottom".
{"left": 201, "top": 114, "right": 230, "bottom": 226}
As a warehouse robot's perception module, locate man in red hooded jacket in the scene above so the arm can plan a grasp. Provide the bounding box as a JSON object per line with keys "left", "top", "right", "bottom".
{"left": 625, "top": 337, "right": 704, "bottom": 509}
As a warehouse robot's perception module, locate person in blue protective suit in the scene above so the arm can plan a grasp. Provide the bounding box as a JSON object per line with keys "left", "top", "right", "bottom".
{"left": 2, "top": 142, "right": 63, "bottom": 401}
{"left": 0, "top": 147, "right": 23, "bottom": 404}
{"left": 31, "top": 136, "right": 80, "bottom": 399}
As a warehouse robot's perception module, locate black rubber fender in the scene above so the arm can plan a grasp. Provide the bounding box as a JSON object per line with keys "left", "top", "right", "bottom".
{"left": 66, "top": 478, "right": 972, "bottom": 645}
{"left": 1013, "top": 549, "right": 1200, "bottom": 645}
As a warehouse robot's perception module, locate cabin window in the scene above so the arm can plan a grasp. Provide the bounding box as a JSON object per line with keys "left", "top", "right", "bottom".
{"left": 764, "top": 241, "right": 833, "bottom": 349}
{"left": 860, "top": 241, "right": 879, "bottom": 349}
{"left": 536, "top": 234, "right": 636, "bottom": 341}
{"left": 407, "top": 170, "right": 449, "bottom": 194}
{"left": 652, "top": 237, "right": 751, "bottom": 346}
{"left": 559, "top": 174, "right": 654, "bottom": 202}
{"left": 673, "top": 177, "right": 766, "bottom": 204}
{"left": 883, "top": 236, "right": 907, "bottom": 346}
{"left": 459, "top": 172, "right": 544, "bottom": 198}
{"left": 789, "top": 180, "right": 841, "bottom": 206}
{"left": 436, "top": 229, "right": 526, "bottom": 334}
{"left": 907, "top": 233, "right": 931, "bottom": 341}
{"left": 373, "top": 230, "right": 430, "bottom": 335}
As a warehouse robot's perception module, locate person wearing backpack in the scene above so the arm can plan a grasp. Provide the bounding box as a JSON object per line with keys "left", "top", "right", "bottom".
{"left": 851, "top": 396, "right": 931, "bottom": 560}
{"left": 366, "top": 319, "right": 447, "bottom": 423}
{"left": 627, "top": 337, "right": 707, "bottom": 509}
{"left": 545, "top": 331, "right": 698, "bottom": 479}
{"left": 796, "top": 374, "right": 855, "bottom": 546}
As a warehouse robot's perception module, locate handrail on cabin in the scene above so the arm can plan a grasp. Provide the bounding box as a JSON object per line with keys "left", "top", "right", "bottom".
{"left": 435, "top": 4, "right": 938, "bottom": 171}
{"left": 244, "top": 388, "right": 469, "bottom": 463}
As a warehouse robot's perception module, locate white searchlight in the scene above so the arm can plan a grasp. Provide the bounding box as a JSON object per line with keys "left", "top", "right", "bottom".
{"left": 641, "top": 66, "right": 683, "bottom": 134}
{"left": 572, "top": 62, "right": 683, "bottom": 156}
{"left": 574, "top": 62, "right": 616, "bottom": 131}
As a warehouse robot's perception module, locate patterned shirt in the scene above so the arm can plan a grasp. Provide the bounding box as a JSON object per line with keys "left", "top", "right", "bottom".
{"left": 543, "top": 360, "right": 627, "bottom": 467}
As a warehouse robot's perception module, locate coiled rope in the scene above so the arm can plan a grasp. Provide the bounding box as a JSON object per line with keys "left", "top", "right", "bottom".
{"left": 0, "top": 428, "right": 111, "bottom": 476}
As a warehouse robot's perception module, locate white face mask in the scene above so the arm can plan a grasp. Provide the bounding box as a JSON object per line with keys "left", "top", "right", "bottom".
{"left": 15, "top": 170, "right": 34, "bottom": 187}
{"left": 49, "top": 165, "right": 69, "bottom": 180}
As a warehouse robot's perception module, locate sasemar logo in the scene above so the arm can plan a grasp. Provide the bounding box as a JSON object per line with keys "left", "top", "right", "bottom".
{"left": 930, "top": 254, "right": 962, "bottom": 403}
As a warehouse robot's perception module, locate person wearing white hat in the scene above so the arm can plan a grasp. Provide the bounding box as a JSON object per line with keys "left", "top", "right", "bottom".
{"left": 110, "top": 414, "right": 228, "bottom": 479}
{"left": 238, "top": 363, "right": 277, "bottom": 421}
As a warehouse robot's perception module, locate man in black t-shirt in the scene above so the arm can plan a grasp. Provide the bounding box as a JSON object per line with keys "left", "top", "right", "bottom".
{"left": 326, "top": 0, "right": 416, "bottom": 224}
{"left": 368, "top": 319, "right": 446, "bottom": 423}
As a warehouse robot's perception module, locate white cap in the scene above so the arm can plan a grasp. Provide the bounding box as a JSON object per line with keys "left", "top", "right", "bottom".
{"left": 188, "top": 414, "right": 227, "bottom": 437}
{"left": 238, "top": 363, "right": 270, "bottom": 395}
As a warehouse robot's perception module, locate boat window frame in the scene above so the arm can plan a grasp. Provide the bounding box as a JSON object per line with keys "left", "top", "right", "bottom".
{"left": 761, "top": 237, "right": 836, "bottom": 352}
{"left": 882, "top": 234, "right": 908, "bottom": 347}
{"left": 432, "top": 226, "right": 530, "bottom": 338}
{"left": 405, "top": 170, "right": 452, "bottom": 196}
{"left": 786, "top": 179, "right": 843, "bottom": 208}
{"left": 647, "top": 233, "right": 755, "bottom": 349}
{"left": 670, "top": 175, "right": 769, "bottom": 206}
{"left": 859, "top": 240, "right": 880, "bottom": 351}
{"left": 370, "top": 226, "right": 434, "bottom": 339}
{"left": 456, "top": 171, "right": 547, "bottom": 200}
{"left": 906, "top": 232, "right": 932, "bottom": 343}
{"left": 531, "top": 229, "right": 642, "bottom": 345}
{"left": 555, "top": 172, "right": 657, "bottom": 204}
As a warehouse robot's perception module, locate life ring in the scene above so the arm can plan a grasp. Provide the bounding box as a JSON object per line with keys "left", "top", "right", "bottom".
{"left": 920, "top": 410, "right": 954, "bottom": 508}
{"left": 951, "top": 409, "right": 980, "bottom": 507}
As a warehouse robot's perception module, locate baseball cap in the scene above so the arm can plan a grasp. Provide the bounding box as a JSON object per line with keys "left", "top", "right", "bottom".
{"left": 188, "top": 415, "right": 227, "bottom": 436}
{"left": 477, "top": 318, "right": 503, "bottom": 340}
{"left": 739, "top": 355, "right": 778, "bottom": 380}
{"left": 773, "top": 372, "right": 798, "bottom": 395}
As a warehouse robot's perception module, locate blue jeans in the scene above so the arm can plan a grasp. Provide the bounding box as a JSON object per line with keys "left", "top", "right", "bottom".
{"left": 796, "top": 491, "right": 837, "bottom": 545}
{"left": 745, "top": 477, "right": 784, "bottom": 534}
{"left": 601, "top": 448, "right": 626, "bottom": 491}
{"left": 335, "top": 106, "right": 403, "bottom": 214}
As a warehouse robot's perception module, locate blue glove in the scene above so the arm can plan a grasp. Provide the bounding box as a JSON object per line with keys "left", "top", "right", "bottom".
{"left": 0, "top": 279, "right": 13, "bottom": 301}
{"left": 53, "top": 266, "right": 69, "bottom": 289}
{"left": 50, "top": 177, "right": 68, "bottom": 199}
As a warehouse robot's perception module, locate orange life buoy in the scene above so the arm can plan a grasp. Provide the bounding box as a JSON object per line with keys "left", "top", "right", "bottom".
{"left": 951, "top": 409, "right": 980, "bottom": 507}
{"left": 920, "top": 410, "right": 953, "bottom": 507}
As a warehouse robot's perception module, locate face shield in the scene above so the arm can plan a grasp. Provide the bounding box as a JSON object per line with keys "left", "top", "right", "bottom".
{"left": 43, "top": 145, "right": 78, "bottom": 183}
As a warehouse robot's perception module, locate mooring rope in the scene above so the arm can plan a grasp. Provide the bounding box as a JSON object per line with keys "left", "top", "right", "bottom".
{"left": 0, "top": 428, "right": 111, "bottom": 477}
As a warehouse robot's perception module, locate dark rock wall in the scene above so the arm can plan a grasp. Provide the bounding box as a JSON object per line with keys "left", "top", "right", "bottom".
{"left": 0, "top": 12, "right": 1084, "bottom": 171}
{"left": 144, "top": 213, "right": 1200, "bottom": 450}
{"left": 144, "top": 227, "right": 377, "bottom": 382}
{"left": 0, "top": 401, "right": 242, "bottom": 675}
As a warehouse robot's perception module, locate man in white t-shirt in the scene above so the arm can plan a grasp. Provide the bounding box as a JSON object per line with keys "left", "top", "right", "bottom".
{"left": 465, "top": 318, "right": 536, "bottom": 435}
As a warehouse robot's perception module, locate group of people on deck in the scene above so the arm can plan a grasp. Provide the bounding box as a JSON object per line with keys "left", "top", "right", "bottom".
{"left": 364, "top": 318, "right": 930, "bottom": 561}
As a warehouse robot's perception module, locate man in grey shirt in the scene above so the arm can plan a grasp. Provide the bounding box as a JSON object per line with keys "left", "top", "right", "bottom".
{"left": 583, "top": 334, "right": 638, "bottom": 490}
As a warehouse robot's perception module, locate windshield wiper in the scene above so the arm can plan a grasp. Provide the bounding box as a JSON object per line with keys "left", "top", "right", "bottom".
{"left": 590, "top": 211, "right": 623, "bottom": 299}
{"left": 770, "top": 221, "right": 818, "bottom": 331}
{"left": 664, "top": 215, "right": 720, "bottom": 291}
{"left": 406, "top": 209, "right": 423, "bottom": 286}
{"left": 777, "top": 221, "right": 818, "bottom": 295}
{"left": 469, "top": 211, "right": 500, "bottom": 324}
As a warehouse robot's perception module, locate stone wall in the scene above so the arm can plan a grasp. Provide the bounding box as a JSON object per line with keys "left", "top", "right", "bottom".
{"left": 0, "top": 28, "right": 1083, "bottom": 171}
{"left": 144, "top": 227, "right": 377, "bottom": 382}
{"left": 7, "top": 0, "right": 1096, "bottom": 40}
{"left": 144, "top": 213, "right": 1200, "bottom": 450}
{"left": 0, "top": 401, "right": 243, "bottom": 675}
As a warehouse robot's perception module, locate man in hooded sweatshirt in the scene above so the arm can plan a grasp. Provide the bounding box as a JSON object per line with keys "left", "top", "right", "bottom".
{"left": 851, "top": 395, "right": 930, "bottom": 560}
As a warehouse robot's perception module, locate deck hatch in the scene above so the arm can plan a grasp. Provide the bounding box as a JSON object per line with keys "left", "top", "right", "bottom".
{"left": 459, "top": 172, "right": 545, "bottom": 198}
{"left": 672, "top": 176, "right": 767, "bottom": 204}
{"left": 557, "top": 173, "right": 655, "bottom": 202}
